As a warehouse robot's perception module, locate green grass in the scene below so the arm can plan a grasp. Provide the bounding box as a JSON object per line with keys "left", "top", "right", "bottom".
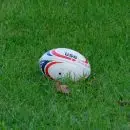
{"left": 0, "top": 0, "right": 129, "bottom": 129}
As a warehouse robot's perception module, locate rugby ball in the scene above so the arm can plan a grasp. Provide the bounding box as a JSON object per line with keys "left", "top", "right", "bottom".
{"left": 39, "top": 48, "right": 91, "bottom": 81}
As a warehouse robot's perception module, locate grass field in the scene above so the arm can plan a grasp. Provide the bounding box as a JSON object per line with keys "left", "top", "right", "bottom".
{"left": 0, "top": 0, "right": 130, "bottom": 129}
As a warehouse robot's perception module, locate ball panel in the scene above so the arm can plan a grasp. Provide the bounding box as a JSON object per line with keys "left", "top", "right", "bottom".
{"left": 40, "top": 60, "right": 50, "bottom": 74}
{"left": 47, "top": 62, "right": 89, "bottom": 81}
{"left": 55, "top": 48, "right": 86, "bottom": 61}
{"left": 45, "top": 61, "right": 62, "bottom": 79}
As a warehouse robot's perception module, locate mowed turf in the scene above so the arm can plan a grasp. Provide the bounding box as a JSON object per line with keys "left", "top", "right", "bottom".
{"left": 0, "top": 0, "right": 129, "bottom": 129}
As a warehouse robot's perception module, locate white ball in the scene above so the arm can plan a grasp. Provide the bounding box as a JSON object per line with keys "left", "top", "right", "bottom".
{"left": 39, "top": 48, "right": 91, "bottom": 81}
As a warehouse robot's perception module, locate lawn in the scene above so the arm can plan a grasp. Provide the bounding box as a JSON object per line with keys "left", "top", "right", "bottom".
{"left": 0, "top": 0, "right": 129, "bottom": 129}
